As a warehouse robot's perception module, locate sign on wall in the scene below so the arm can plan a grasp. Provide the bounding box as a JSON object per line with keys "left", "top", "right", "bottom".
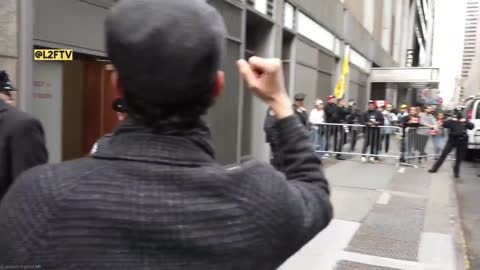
{"left": 33, "top": 61, "right": 63, "bottom": 164}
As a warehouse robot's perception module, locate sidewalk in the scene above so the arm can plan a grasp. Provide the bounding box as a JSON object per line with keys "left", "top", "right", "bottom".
{"left": 455, "top": 162, "right": 480, "bottom": 270}
{"left": 278, "top": 159, "right": 465, "bottom": 270}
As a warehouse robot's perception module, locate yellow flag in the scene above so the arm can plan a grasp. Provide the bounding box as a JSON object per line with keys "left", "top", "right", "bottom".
{"left": 334, "top": 75, "right": 345, "bottom": 98}
{"left": 334, "top": 46, "right": 350, "bottom": 98}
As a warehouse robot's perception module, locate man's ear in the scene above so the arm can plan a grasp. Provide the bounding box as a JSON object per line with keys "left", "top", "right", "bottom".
{"left": 214, "top": 71, "right": 224, "bottom": 100}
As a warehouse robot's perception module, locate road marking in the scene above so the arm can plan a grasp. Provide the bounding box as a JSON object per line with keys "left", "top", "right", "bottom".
{"left": 278, "top": 219, "right": 360, "bottom": 270}
{"left": 460, "top": 230, "right": 472, "bottom": 270}
{"left": 376, "top": 192, "right": 391, "bottom": 205}
{"left": 398, "top": 167, "right": 406, "bottom": 174}
{"left": 339, "top": 251, "right": 421, "bottom": 270}
{"left": 419, "top": 233, "right": 457, "bottom": 270}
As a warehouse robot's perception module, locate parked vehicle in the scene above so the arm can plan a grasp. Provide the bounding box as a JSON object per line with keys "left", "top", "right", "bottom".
{"left": 463, "top": 97, "right": 480, "bottom": 160}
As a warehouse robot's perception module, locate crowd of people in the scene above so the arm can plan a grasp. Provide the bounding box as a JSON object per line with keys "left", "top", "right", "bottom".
{"left": 265, "top": 94, "right": 463, "bottom": 169}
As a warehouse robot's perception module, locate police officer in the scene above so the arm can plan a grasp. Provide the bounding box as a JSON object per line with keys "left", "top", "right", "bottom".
{"left": 428, "top": 109, "right": 474, "bottom": 178}
{"left": 293, "top": 93, "right": 308, "bottom": 127}
{"left": 0, "top": 70, "right": 48, "bottom": 200}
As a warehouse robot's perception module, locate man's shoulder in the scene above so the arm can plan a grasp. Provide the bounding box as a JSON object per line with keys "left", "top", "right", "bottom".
{"left": 225, "top": 159, "right": 284, "bottom": 185}
{"left": 17, "top": 157, "right": 100, "bottom": 188}
{"left": 2, "top": 106, "right": 41, "bottom": 131}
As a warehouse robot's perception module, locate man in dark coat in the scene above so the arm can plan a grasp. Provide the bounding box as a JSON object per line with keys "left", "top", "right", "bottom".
{"left": 360, "top": 100, "right": 384, "bottom": 163}
{"left": 0, "top": 1, "right": 333, "bottom": 269}
{"left": 324, "top": 95, "right": 347, "bottom": 160}
{"left": 429, "top": 110, "right": 474, "bottom": 178}
{"left": 0, "top": 70, "right": 48, "bottom": 201}
{"left": 293, "top": 93, "right": 308, "bottom": 127}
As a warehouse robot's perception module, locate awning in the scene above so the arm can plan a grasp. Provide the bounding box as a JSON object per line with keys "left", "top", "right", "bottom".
{"left": 370, "top": 67, "right": 440, "bottom": 88}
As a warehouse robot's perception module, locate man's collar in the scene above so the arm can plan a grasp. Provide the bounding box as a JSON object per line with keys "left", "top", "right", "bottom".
{"left": 92, "top": 119, "right": 217, "bottom": 166}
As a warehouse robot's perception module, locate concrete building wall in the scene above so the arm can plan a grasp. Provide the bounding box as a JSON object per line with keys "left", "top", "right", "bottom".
{"left": 344, "top": 0, "right": 365, "bottom": 25}
{"left": 289, "top": 0, "right": 345, "bottom": 39}
{"left": 34, "top": 0, "right": 108, "bottom": 56}
{"left": 7, "top": 0, "right": 404, "bottom": 165}
{"left": 0, "top": 0, "right": 18, "bottom": 88}
{"left": 373, "top": 0, "right": 384, "bottom": 43}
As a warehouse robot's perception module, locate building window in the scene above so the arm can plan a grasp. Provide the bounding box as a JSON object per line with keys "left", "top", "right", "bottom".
{"left": 350, "top": 49, "right": 371, "bottom": 72}
{"left": 297, "top": 12, "right": 335, "bottom": 52}
{"left": 284, "top": 2, "right": 295, "bottom": 30}
{"left": 246, "top": 0, "right": 275, "bottom": 17}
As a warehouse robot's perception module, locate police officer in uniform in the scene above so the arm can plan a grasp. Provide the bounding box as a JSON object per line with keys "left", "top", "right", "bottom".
{"left": 428, "top": 110, "right": 474, "bottom": 178}
{"left": 293, "top": 93, "right": 308, "bottom": 127}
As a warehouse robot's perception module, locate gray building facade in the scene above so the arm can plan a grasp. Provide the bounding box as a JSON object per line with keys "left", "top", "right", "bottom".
{"left": 3, "top": 0, "right": 430, "bottom": 165}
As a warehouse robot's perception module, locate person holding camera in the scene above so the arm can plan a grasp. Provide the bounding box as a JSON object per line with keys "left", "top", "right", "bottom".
{"left": 428, "top": 110, "right": 474, "bottom": 178}
{"left": 361, "top": 101, "right": 384, "bottom": 163}
{"left": 0, "top": 0, "right": 332, "bottom": 268}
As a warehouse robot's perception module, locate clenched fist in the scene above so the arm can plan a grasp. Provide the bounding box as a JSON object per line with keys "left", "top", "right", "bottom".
{"left": 237, "top": 57, "right": 293, "bottom": 119}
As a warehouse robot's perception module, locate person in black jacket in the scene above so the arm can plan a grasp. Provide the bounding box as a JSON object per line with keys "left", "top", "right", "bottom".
{"left": 361, "top": 100, "right": 384, "bottom": 163}
{"left": 0, "top": 1, "right": 333, "bottom": 269}
{"left": 324, "top": 95, "right": 337, "bottom": 123}
{"left": 429, "top": 110, "right": 474, "bottom": 178}
{"left": 334, "top": 98, "right": 349, "bottom": 160}
{"left": 346, "top": 99, "right": 361, "bottom": 151}
{"left": 0, "top": 70, "right": 48, "bottom": 201}
{"left": 293, "top": 93, "right": 308, "bottom": 127}
{"left": 324, "top": 95, "right": 347, "bottom": 160}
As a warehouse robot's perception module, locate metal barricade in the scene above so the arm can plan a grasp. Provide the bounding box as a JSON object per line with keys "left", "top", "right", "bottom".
{"left": 311, "top": 123, "right": 403, "bottom": 162}
{"left": 310, "top": 123, "right": 454, "bottom": 167}
{"left": 402, "top": 127, "right": 438, "bottom": 163}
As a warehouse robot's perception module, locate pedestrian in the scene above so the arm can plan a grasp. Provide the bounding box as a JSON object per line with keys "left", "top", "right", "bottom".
{"left": 361, "top": 100, "right": 384, "bottom": 163}
{"left": 417, "top": 105, "right": 437, "bottom": 162}
{"left": 293, "top": 93, "right": 308, "bottom": 127}
{"left": 333, "top": 98, "right": 349, "bottom": 160}
{"left": 0, "top": 1, "right": 333, "bottom": 268}
{"left": 380, "top": 104, "right": 398, "bottom": 154}
{"left": 431, "top": 112, "right": 447, "bottom": 159}
{"left": 397, "top": 104, "right": 409, "bottom": 120}
{"left": 309, "top": 99, "right": 326, "bottom": 158}
{"left": 325, "top": 95, "right": 337, "bottom": 157}
{"left": 402, "top": 106, "right": 422, "bottom": 163}
{"left": 346, "top": 99, "right": 361, "bottom": 151}
{"left": 0, "top": 70, "right": 48, "bottom": 201}
{"left": 429, "top": 110, "right": 474, "bottom": 178}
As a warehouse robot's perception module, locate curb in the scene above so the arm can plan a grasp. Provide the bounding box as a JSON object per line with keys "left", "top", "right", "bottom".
{"left": 451, "top": 179, "right": 471, "bottom": 270}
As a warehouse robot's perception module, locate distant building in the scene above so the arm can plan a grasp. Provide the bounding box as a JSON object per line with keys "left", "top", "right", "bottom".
{"left": 1, "top": 0, "right": 435, "bottom": 164}
{"left": 461, "top": 0, "right": 480, "bottom": 101}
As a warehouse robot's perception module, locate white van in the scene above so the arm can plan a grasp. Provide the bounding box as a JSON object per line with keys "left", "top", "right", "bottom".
{"left": 463, "top": 97, "right": 480, "bottom": 159}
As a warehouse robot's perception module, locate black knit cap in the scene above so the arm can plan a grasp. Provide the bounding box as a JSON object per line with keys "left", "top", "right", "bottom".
{"left": 105, "top": 0, "right": 226, "bottom": 114}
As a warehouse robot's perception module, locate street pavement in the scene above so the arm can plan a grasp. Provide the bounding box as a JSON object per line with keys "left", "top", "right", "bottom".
{"left": 278, "top": 157, "right": 466, "bottom": 270}
{"left": 455, "top": 162, "right": 480, "bottom": 270}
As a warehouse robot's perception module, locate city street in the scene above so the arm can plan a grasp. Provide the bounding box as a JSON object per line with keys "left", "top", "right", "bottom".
{"left": 278, "top": 158, "right": 467, "bottom": 270}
